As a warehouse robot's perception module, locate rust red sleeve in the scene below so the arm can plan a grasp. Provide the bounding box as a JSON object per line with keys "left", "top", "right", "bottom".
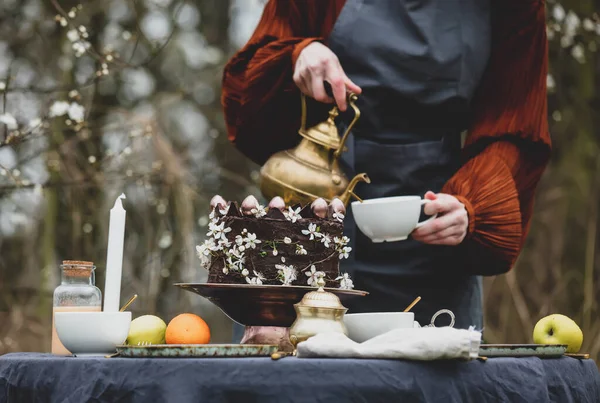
{"left": 221, "top": 0, "right": 344, "bottom": 165}
{"left": 442, "top": 0, "right": 552, "bottom": 275}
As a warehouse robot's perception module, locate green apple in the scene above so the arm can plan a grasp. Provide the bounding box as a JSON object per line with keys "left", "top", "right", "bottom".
{"left": 532, "top": 314, "right": 583, "bottom": 353}
{"left": 126, "top": 315, "right": 167, "bottom": 345}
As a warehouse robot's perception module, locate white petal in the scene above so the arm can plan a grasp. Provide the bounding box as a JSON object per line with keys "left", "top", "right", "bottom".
{"left": 49, "top": 101, "right": 70, "bottom": 117}
{"left": 0, "top": 114, "right": 18, "bottom": 130}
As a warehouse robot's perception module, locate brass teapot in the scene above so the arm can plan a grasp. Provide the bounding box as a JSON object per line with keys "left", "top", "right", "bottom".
{"left": 260, "top": 93, "right": 370, "bottom": 207}
{"left": 288, "top": 277, "right": 348, "bottom": 349}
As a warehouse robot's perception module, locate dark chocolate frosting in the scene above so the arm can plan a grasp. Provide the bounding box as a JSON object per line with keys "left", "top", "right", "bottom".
{"left": 203, "top": 201, "right": 350, "bottom": 288}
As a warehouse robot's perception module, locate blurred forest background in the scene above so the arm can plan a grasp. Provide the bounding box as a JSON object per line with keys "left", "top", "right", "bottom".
{"left": 0, "top": 0, "right": 599, "bottom": 366}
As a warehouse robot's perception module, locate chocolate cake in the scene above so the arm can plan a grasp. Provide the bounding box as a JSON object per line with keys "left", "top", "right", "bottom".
{"left": 196, "top": 201, "right": 354, "bottom": 289}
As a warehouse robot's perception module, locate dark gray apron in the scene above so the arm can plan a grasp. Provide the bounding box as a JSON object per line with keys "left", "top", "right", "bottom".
{"left": 233, "top": 0, "right": 492, "bottom": 342}
{"left": 328, "top": 0, "right": 491, "bottom": 330}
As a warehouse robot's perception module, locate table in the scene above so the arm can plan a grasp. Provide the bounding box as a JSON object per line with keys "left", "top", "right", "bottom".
{"left": 1, "top": 353, "right": 599, "bottom": 402}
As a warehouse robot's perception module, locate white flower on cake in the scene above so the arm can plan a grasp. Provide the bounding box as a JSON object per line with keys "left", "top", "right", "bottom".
{"left": 334, "top": 236, "right": 350, "bottom": 247}
{"left": 302, "top": 223, "right": 322, "bottom": 240}
{"left": 241, "top": 268, "right": 249, "bottom": 277}
{"left": 276, "top": 264, "right": 297, "bottom": 286}
{"left": 235, "top": 235, "right": 244, "bottom": 246}
{"left": 306, "top": 265, "right": 326, "bottom": 286}
{"left": 223, "top": 267, "right": 229, "bottom": 275}
{"left": 296, "top": 245, "right": 307, "bottom": 255}
{"left": 225, "top": 247, "right": 246, "bottom": 272}
{"left": 207, "top": 221, "right": 231, "bottom": 241}
{"left": 246, "top": 271, "right": 266, "bottom": 285}
{"left": 272, "top": 248, "right": 278, "bottom": 256}
{"left": 339, "top": 246, "right": 352, "bottom": 259}
{"left": 284, "top": 206, "right": 302, "bottom": 223}
{"left": 283, "top": 237, "right": 292, "bottom": 244}
{"left": 196, "top": 240, "right": 215, "bottom": 268}
{"left": 332, "top": 211, "right": 345, "bottom": 223}
{"left": 196, "top": 239, "right": 214, "bottom": 258}
{"left": 250, "top": 205, "right": 267, "bottom": 218}
{"left": 244, "top": 232, "right": 261, "bottom": 249}
{"left": 320, "top": 234, "right": 332, "bottom": 248}
{"left": 226, "top": 255, "right": 245, "bottom": 272}
{"left": 209, "top": 241, "right": 221, "bottom": 252}
{"left": 336, "top": 273, "right": 354, "bottom": 290}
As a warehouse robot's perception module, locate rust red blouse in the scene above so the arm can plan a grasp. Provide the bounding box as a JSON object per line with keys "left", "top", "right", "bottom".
{"left": 221, "top": 0, "right": 552, "bottom": 276}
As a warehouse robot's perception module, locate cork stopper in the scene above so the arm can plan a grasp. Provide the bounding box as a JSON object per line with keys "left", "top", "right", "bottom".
{"left": 61, "top": 260, "right": 95, "bottom": 277}
{"left": 62, "top": 260, "right": 94, "bottom": 266}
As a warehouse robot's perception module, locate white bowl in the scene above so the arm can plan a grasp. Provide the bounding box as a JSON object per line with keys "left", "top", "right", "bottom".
{"left": 351, "top": 196, "right": 436, "bottom": 242}
{"left": 343, "top": 312, "right": 416, "bottom": 343}
{"left": 55, "top": 311, "right": 132, "bottom": 356}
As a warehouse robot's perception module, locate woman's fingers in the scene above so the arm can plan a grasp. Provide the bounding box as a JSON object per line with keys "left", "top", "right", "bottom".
{"left": 415, "top": 225, "right": 464, "bottom": 244}
{"left": 344, "top": 75, "right": 362, "bottom": 95}
{"left": 294, "top": 42, "right": 362, "bottom": 110}
{"left": 326, "top": 62, "right": 348, "bottom": 111}
{"left": 412, "top": 209, "right": 463, "bottom": 238}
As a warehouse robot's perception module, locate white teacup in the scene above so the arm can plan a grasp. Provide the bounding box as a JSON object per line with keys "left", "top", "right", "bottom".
{"left": 351, "top": 196, "right": 437, "bottom": 242}
{"left": 343, "top": 312, "right": 418, "bottom": 343}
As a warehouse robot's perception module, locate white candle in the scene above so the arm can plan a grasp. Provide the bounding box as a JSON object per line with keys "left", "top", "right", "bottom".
{"left": 103, "top": 193, "right": 127, "bottom": 312}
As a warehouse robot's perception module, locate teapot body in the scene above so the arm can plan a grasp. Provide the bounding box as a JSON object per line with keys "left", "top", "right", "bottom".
{"left": 259, "top": 138, "right": 349, "bottom": 206}
{"left": 258, "top": 93, "right": 370, "bottom": 207}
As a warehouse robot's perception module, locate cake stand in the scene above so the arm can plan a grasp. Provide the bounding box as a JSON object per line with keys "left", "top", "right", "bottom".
{"left": 175, "top": 283, "right": 368, "bottom": 352}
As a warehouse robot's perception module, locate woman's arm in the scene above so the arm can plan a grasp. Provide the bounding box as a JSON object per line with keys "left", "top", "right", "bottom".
{"left": 441, "top": 0, "right": 551, "bottom": 275}
{"left": 221, "top": 0, "right": 344, "bottom": 165}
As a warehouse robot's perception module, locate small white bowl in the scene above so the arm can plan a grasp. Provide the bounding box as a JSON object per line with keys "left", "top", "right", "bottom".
{"left": 343, "top": 312, "right": 416, "bottom": 343}
{"left": 351, "top": 196, "right": 436, "bottom": 242}
{"left": 55, "top": 311, "right": 132, "bottom": 356}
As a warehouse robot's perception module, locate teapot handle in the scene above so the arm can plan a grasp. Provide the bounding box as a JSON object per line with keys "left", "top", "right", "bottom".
{"left": 300, "top": 92, "right": 309, "bottom": 134}
{"left": 333, "top": 92, "right": 360, "bottom": 161}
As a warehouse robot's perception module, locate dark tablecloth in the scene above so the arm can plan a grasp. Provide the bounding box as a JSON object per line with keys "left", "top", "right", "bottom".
{"left": 0, "top": 353, "right": 599, "bottom": 403}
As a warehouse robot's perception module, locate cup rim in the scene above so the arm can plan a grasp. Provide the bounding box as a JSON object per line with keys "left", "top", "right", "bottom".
{"left": 351, "top": 195, "right": 421, "bottom": 206}
{"left": 55, "top": 311, "right": 132, "bottom": 317}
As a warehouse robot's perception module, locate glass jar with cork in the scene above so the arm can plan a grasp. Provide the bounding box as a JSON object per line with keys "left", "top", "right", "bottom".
{"left": 51, "top": 260, "right": 102, "bottom": 355}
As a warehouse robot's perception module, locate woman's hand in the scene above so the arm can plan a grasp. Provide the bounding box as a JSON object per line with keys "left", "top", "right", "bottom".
{"left": 411, "top": 192, "right": 469, "bottom": 246}
{"left": 293, "top": 42, "right": 361, "bottom": 112}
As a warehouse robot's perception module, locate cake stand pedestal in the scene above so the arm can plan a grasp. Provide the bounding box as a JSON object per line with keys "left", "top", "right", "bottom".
{"left": 174, "top": 283, "right": 367, "bottom": 353}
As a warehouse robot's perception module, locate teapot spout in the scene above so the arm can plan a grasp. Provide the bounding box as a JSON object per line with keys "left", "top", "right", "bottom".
{"left": 339, "top": 173, "right": 370, "bottom": 207}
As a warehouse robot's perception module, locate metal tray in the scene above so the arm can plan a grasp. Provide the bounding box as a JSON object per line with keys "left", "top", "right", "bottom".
{"left": 479, "top": 344, "right": 567, "bottom": 358}
{"left": 115, "top": 344, "right": 278, "bottom": 358}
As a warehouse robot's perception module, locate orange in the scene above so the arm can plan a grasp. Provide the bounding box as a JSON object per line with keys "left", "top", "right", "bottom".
{"left": 165, "top": 313, "right": 211, "bottom": 345}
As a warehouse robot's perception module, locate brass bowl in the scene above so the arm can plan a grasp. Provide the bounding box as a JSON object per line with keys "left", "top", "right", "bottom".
{"left": 174, "top": 283, "right": 367, "bottom": 327}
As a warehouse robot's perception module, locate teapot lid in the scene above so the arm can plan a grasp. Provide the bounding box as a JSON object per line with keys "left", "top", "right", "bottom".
{"left": 298, "top": 277, "right": 346, "bottom": 310}
{"left": 299, "top": 107, "right": 342, "bottom": 151}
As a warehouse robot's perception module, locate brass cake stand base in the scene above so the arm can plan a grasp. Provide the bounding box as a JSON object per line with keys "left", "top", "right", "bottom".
{"left": 240, "top": 326, "right": 294, "bottom": 352}
{"left": 174, "top": 283, "right": 368, "bottom": 353}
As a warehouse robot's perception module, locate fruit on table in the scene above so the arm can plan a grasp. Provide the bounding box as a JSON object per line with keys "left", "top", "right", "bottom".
{"left": 126, "top": 315, "right": 167, "bottom": 345}
{"left": 166, "top": 313, "right": 211, "bottom": 345}
{"left": 533, "top": 314, "right": 583, "bottom": 353}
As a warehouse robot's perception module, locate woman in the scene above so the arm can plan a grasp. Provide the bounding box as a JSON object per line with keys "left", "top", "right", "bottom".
{"left": 219, "top": 0, "right": 551, "bottom": 331}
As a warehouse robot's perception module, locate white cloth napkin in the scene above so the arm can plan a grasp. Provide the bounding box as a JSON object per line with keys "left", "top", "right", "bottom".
{"left": 296, "top": 326, "right": 481, "bottom": 361}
